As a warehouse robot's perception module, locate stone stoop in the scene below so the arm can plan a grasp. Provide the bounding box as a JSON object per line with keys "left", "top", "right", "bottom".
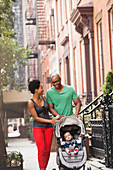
{"left": 87, "top": 158, "right": 113, "bottom": 170}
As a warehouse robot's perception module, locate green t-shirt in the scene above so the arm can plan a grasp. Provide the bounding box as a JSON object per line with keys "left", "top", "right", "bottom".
{"left": 46, "top": 85, "right": 78, "bottom": 116}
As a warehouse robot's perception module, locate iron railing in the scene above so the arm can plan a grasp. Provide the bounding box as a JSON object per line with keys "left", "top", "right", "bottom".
{"left": 101, "top": 102, "right": 113, "bottom": 167}
{"left": 79, "top": 92, "right": 113, "bottom": 167}
{"left": 79, "top": 92, "right": 113, "bottom": 128}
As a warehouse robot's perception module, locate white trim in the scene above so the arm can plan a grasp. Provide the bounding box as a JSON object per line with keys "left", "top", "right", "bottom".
{"left": 98, "top": 20, "right": 104, "bottom": 85}
{"left": 75, "top": 48, "right": 80, "bottom": 95}
{"left": 66, "top": 0, "right": 75, "bottom": 88}
{"left": 81, "top": 40, "right": 87, "bottom": 92}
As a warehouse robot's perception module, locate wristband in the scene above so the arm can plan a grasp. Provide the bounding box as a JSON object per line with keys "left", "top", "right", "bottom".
{"left": 56, "top": 115, "right": 60, "bottom": 119}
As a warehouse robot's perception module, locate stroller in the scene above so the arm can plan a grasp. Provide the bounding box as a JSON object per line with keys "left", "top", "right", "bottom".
{"left": 55, "top": 116, "right": 91, "bottom": 170}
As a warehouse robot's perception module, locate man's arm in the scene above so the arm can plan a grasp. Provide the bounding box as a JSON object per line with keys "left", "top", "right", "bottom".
{"left": 48, "top": 103, "right": 58, "bottom": 116}
{"left": 73, "top": 97, "right": 81, "bottom": 117}
{"left": 48, "top": 103, "right": 65, "bottom": 119}
{"left": 46, "top": 91, "right": 58, "bottom": 116}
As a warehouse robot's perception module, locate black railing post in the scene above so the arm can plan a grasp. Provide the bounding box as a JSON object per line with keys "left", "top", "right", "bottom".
{"left": 94, "top": 110, "right": 96, "bottom": 119}
{"left": 21, "top": 154, "right": 23, "bottom": 170}
{"left": 83, "top": 113, "right": 85, "bottom": 125}
{"left": 108, "top": 105, "right": 113, "bottom": 167}
{"left": 101, "top": 93, "right": 113, "bottom": 168}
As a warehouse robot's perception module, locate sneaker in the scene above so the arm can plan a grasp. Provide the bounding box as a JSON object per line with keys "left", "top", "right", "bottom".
{"left": 67, "top": 149, "right": 71, "bottom": 155}
{"left": 74, "top": 148, "right": 79, "bottom": 155}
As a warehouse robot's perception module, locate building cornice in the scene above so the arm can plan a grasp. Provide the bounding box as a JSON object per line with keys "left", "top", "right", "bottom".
{"left": 106, "top": 0, "right": 113, "bottom": 10}
{"left": 70, "top": 2, "right": 93, "bottom": 35}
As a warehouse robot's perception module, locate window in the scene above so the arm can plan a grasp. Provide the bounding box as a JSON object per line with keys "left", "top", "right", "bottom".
{"left": 56, "top": 0, "right": 59, "bottom": 32}
{"left": 65, "top": 56, "right": 70, "bottom": 85}
{"left": 65, "top": 0, "right": 67, "bottom": 20}
{"left": 60, "top": 0, "right": 62, "bottom": 27}
{"left": 70, "top": 0, "right": 72, "bottom": 11}
{"left": 50, "top": 9, "right": 55, "bottom": 40}
{"left": 59, "top": 61, "right": 61, "bottom": 77}
{"left": 74, "top": 48, "right": 79, "bottom": 94}
{"left": 98, "top": 20, "right": 104, "bottom": 86}
{"left": 47, "top": 21, "right": 50, "bottom": 40}
{"left": 110, "top": 9, "right": 113, "bottom": 68}
{"left": 81, "top": 40, "right": 86, "bottom": 93}
{"left": 63, "top": 56, "right": 70, "bottom": 85}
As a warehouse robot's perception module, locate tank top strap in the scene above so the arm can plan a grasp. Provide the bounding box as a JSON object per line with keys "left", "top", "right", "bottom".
{"left": 30, "top": 99, "right": 37, "bottom": 106}
{"left": 41, "top": 95, "right": 45, "bottom": 102}
{"left": 30, "top": 98, "right": 35, "bottom": 103}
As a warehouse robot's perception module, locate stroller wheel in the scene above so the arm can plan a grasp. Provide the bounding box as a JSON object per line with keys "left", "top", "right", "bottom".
{"left": 59, "top": 167, "right": 68, "bottom": 170}
{"left": 59, "top": 168, "right": 63, "bottom": 170}
{"left": 56, "top": 154, "right": 60, "bottom": 165}
{"left": 59, "top": 166, "right": 64, "bottom": 170}
{"left": 61, "top": 166, "right": 71, "bottom": 170}
{"left": 87, "top": 167, "right": 91, "bottom": 170}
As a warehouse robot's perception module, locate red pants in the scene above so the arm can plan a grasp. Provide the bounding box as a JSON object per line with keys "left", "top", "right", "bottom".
{"left": 33, "top": 127, "right": 53, "bottom": 170}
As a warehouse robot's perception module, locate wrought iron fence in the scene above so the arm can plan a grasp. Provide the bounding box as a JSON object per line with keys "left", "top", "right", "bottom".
{"left": 79, "top": 92, "right": 113, "bottom": 128}
{"left": 79, "top": 92, "right": 113, "bottom": 167}
{"left": 102, "top": 104, "right": 113, "bottom": 168}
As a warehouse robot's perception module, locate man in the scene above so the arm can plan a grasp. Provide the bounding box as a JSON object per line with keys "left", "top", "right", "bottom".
{"left": 46, "top": 74, "right": 81, "bottom": 118}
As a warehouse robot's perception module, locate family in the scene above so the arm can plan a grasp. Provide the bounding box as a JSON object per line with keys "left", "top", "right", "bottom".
{"left": 28, "top": 74, "right": 81, "bottom": 170}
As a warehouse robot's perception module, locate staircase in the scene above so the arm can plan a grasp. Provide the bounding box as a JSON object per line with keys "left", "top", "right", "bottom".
{"left": 79, "top": 92, "right": 113, "bottom": 128}
{"left": 79, "top": 92, "right": 113, "bottom": 168}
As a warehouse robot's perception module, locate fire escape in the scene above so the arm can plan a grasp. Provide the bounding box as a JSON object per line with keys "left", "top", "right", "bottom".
{"left": 36, "top": 0, "right": 55, "bottom": 46}
{"left": 25, "top": 4, "right": 38, "bottom": 58}
{"left": 25, "top": 1, "right": 38, "bottom": 80}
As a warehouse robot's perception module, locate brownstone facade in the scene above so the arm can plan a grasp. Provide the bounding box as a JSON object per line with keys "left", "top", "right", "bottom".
{"left": 37, "top": 0, "right": 113, "bottom": 106}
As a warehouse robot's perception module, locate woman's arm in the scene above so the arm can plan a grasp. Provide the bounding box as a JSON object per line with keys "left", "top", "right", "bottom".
{"left": 28, "top": 100, "right": 58, "bottom": 124}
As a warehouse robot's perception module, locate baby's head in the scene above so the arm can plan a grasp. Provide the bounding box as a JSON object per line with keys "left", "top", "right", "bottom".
{"left": 64, "top": 132, "right": 73, "bottom": 141}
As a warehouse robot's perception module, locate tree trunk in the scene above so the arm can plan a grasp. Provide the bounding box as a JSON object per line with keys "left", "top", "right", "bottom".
{"left": 0, "top": 90, "right": 7, "bottom": 167}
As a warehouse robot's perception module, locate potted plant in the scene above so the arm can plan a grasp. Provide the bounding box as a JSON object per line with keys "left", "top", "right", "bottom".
{"left": 102, "top": 70, "right": 113, "bottom": 95}
{"left": 7, "top": 151, "right": 23, "bottom": 169}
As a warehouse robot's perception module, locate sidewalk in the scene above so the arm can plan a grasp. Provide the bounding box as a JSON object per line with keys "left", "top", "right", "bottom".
{"left": 6, "top": 138, "right": 113, "bottom": 170}
{"left": 6, "top": 138, "right": 58, "bottom": 170}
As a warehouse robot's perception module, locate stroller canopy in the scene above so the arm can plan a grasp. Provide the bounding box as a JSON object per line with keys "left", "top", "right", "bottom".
{"left": 56, "top": 116, "right": 85, "bottom": 138}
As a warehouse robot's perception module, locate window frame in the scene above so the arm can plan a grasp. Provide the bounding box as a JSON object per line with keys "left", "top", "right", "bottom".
{"left": 97, "top": 20, "right": 104, "bottom": 86}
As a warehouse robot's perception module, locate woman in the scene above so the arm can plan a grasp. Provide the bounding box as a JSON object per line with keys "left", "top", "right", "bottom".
{"left": 28, "top": 79, "right": 58, "bottom": 170}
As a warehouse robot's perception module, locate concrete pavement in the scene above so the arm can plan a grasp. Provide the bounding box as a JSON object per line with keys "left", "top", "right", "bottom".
{"left": 6, "top": 138, "right": 58, "bottom": 170}
{"left": 6, "top": 138, "right": 113, "bottom": 170}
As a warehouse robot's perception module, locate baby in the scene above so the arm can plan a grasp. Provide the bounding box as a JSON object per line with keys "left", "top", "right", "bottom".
{"left": 63, "top": 132, "right": 79, "bottom": 155}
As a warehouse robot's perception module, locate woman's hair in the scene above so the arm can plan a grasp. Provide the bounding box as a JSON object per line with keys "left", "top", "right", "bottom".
{"left": 28, "top": 79, "right": 40, "bottom": 94}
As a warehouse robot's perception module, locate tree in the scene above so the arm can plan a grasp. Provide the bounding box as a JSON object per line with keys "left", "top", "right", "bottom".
{"left": 0, "top": 0, "right": 30, "bottom": 90}
{"left": 0, "top": 0, "right": 30, "bottom": 166}
{"left": 0, "top": 36, "right": 30, "bottom": 90}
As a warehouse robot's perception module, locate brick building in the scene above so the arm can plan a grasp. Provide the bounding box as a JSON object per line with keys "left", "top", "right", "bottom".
{"left": 93, "top": 0, "right": 113, "bottom": 95}
{"left": 36, "top": 0, "right": 113, "bottom": 106}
